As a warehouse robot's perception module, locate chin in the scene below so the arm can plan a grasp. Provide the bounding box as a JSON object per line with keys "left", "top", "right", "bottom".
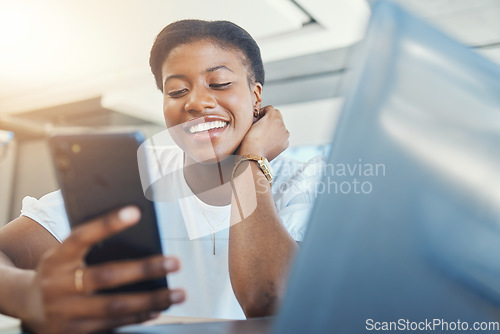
{"left": 184, "top": 144, "right": 238, "bottom": 165}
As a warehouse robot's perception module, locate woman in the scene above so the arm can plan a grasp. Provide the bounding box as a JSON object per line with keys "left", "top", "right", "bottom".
{"left": 0, "top": 20, "right": 322, "bottom": 333}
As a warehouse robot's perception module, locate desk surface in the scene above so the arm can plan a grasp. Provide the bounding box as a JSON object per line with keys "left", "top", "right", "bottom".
{"left": 118, "top": 316, "right": 274, "bottom": 334}
{"left": 0, "top": 314, "right": 274, "bottom": 334}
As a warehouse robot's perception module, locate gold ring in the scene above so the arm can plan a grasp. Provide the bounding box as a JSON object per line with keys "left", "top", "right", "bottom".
{"left": 74, "top": 268, "right": 84, "bottom": 293}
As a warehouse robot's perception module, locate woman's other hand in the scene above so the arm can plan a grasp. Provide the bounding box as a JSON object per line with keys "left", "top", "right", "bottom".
{"left": 20, "top": 206, "right": 184, "bottom": 334}
{"left": 237, "top": 105, "right": 289, "bottom": 161}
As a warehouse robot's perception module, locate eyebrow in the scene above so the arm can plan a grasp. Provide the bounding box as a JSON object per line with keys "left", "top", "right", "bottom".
{"left": 164, "top": 74, "right": 187, "bottom": 83}
{"left": 205, "top": 65, "right": 233, "bottom": 73}
{"left": 164, "top": 65, "right": 234, "bottom": 85}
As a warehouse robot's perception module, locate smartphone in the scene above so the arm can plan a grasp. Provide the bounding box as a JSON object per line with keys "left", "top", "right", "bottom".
{"left": 49, "top": 132, "right": 167, "bottom": 293}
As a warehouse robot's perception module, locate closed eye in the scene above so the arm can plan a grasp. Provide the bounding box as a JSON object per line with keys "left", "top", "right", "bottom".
{"left": 167, "top": 89, "right": 188, "bottom": 98}
{"left": 210, "top": 82, "right": 232, "bottom": 89}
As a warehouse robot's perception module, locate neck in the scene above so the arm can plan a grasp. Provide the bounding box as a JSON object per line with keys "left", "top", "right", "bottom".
{"left": 183, "top": 154, "right": 236, "bottom": 206}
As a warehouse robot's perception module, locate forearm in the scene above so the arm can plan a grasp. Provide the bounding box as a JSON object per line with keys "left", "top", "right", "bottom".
{"left": 0, "top": 252, "right": 35, "bottom": 320}
{"left": 229, "top": 161, "right": 298, "bottom": 317}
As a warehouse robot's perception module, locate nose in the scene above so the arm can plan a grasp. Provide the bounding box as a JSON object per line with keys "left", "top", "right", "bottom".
{"left": 184, "top": 86, "right": 217, "bottom": 112}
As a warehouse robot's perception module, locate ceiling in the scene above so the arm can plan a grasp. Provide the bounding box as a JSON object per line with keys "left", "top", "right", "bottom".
{"left": 0, "top": 0, "right": 499, "bottom": 146}
{"left": 391, "top": 0, "right": 500, "bottom": 47}
{"left": 0, "top": 0, "right": 369, "bottom": 116}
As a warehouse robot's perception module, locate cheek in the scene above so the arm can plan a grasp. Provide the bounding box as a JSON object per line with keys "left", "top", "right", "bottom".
{"left": 162, "top": 100, "right": 180, "bottom": 127}
{"left": 163, "top": 109, "right": 173, "bottom": 128}
{"left": 225, "top": 91, "right": 253, "bottom": 127}
{"left": 240, "top": 110, "right": 253, "bottom": 131}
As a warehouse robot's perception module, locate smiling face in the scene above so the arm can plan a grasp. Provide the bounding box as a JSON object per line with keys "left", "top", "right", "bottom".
{"left": 161, "top": 39, "right": 262, "bottom": 164}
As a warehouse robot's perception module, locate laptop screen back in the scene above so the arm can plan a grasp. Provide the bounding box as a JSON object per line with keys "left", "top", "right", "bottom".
{"left": 273, "top": 1, "right": 500, "bottom": 333}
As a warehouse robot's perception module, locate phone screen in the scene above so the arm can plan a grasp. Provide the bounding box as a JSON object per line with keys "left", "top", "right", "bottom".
{"left": 49, "top": 132, "right": 167, "bottom": 293}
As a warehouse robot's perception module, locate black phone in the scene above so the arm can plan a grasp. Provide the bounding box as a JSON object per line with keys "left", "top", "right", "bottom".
{"left": 49, "top": 132, "right": 167, "bottom": 293}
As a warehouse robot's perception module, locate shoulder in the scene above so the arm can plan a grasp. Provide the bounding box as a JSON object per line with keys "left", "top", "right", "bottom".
{"left": 270, "top": 154, "right": 326, "bottom": 241}
{"left": 141, "top": 144, "right": 184, "bottom": 201}
{"left": 272, "top": 154, "right": 326, "bottom": 177}
{"left": 144, "top": 144, "right": 183, "bottom": 168}
{"left": 21, "top": 190, "right": 70, "bottom": 242}
{"left": 271, "top": 154, "right": 326, "bottom": 201}
{"left": 141, "top": 144, "right": 183, "bottom": 183}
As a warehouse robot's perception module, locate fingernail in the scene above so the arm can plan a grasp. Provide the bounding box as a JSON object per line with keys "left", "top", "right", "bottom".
{"left": 170, "top": 290, "right": 184, "bottom": 303}
{"left": 118, "top": 206, "right": 140, "bottom": 223}
{"left": 163, "top": 258, "right": 177, "bottom": 271}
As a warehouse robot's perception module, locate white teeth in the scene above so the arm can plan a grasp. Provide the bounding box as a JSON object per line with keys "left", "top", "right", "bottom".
{"left": 189, "top": 120, "right": 227, "bottom": 134}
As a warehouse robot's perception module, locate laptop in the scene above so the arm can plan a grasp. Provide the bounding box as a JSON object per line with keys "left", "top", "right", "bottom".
{"left": 118, "top": 1, "right": 500, "bottom": 333}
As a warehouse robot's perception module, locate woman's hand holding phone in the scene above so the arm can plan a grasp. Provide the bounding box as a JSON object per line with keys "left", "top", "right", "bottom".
{"left": 238, "top": 105, "right": 289, "bottom": 161}
{"left": 21, "top": 206, "right": 185, "bottom": 334}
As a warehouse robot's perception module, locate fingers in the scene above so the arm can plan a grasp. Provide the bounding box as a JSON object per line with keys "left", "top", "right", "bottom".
{"left": 36, "top": 254, "right": 184, "bottom": 333}
{"left": 52, "top": 287, "right": 185, "bottom": 319}
{"left": 29, "top": 206, "right": 187, "bottom": 334}
{"left": 83, "top": 256, "right": 180, "bottom": 293}
{"left": 60, "top": 206, "right": 141, "bottom": 261}
{"left": 238, "top": 105, "right": 288, "bottom": 159}
{"left": 259, "top": 105, "right": 288, "bottom": 138}
{"left": 273, "top": 107, "right": 284, "bottom": 120}
{"left": 49, "top": 255, "right": 179, "bottom": 295}
{"left": 58, "top": 311, "right": 160, "bottom": 334}
{"left": 258, "top": 105, "right": 274, "bottom": 119}
{"left": 259, "top": 105, "right": 284, "bottom": 120}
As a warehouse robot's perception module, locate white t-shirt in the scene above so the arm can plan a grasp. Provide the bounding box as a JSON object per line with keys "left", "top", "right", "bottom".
{"left": 21, "top": 145, "right": 324, "bottom": 319}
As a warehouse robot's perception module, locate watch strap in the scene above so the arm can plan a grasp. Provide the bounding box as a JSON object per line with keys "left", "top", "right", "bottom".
{"left": 232, "top": 154, "right": 273, "bottom": 185}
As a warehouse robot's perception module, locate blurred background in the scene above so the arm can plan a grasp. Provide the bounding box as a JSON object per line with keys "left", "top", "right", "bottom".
{"left": 0, "top": 0, "right": 499, "bottom": 226}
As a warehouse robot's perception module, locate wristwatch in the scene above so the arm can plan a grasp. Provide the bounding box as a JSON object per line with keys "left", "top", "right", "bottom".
{"left": 233, "top": 154, "right": 274, "bottom": 185}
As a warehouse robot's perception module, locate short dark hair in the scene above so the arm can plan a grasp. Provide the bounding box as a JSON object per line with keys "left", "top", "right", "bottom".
{"left": 149, "top": 19, "right": 265, "bottom": 92}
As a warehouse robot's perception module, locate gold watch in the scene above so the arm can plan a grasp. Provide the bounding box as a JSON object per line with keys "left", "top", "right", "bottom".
{"left": 233, "top": 154, "right": 274, "bottom": 185}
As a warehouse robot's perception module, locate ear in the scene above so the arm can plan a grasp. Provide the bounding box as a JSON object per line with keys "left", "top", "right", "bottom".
{"left": 252, "top": 82, "right": 263, "bottom": 110}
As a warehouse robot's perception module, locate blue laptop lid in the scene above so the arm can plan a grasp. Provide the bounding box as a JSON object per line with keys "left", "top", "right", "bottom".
{"left": 274, "top": 1, "right": 500, "bottom": 333}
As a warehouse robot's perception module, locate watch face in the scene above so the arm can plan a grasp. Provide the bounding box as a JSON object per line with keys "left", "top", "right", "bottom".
{"left": 261, "top": 158, "right": 273, "bottom": 175}
{"left": 259, "top": 157, "right": 274, "bottom": 182}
